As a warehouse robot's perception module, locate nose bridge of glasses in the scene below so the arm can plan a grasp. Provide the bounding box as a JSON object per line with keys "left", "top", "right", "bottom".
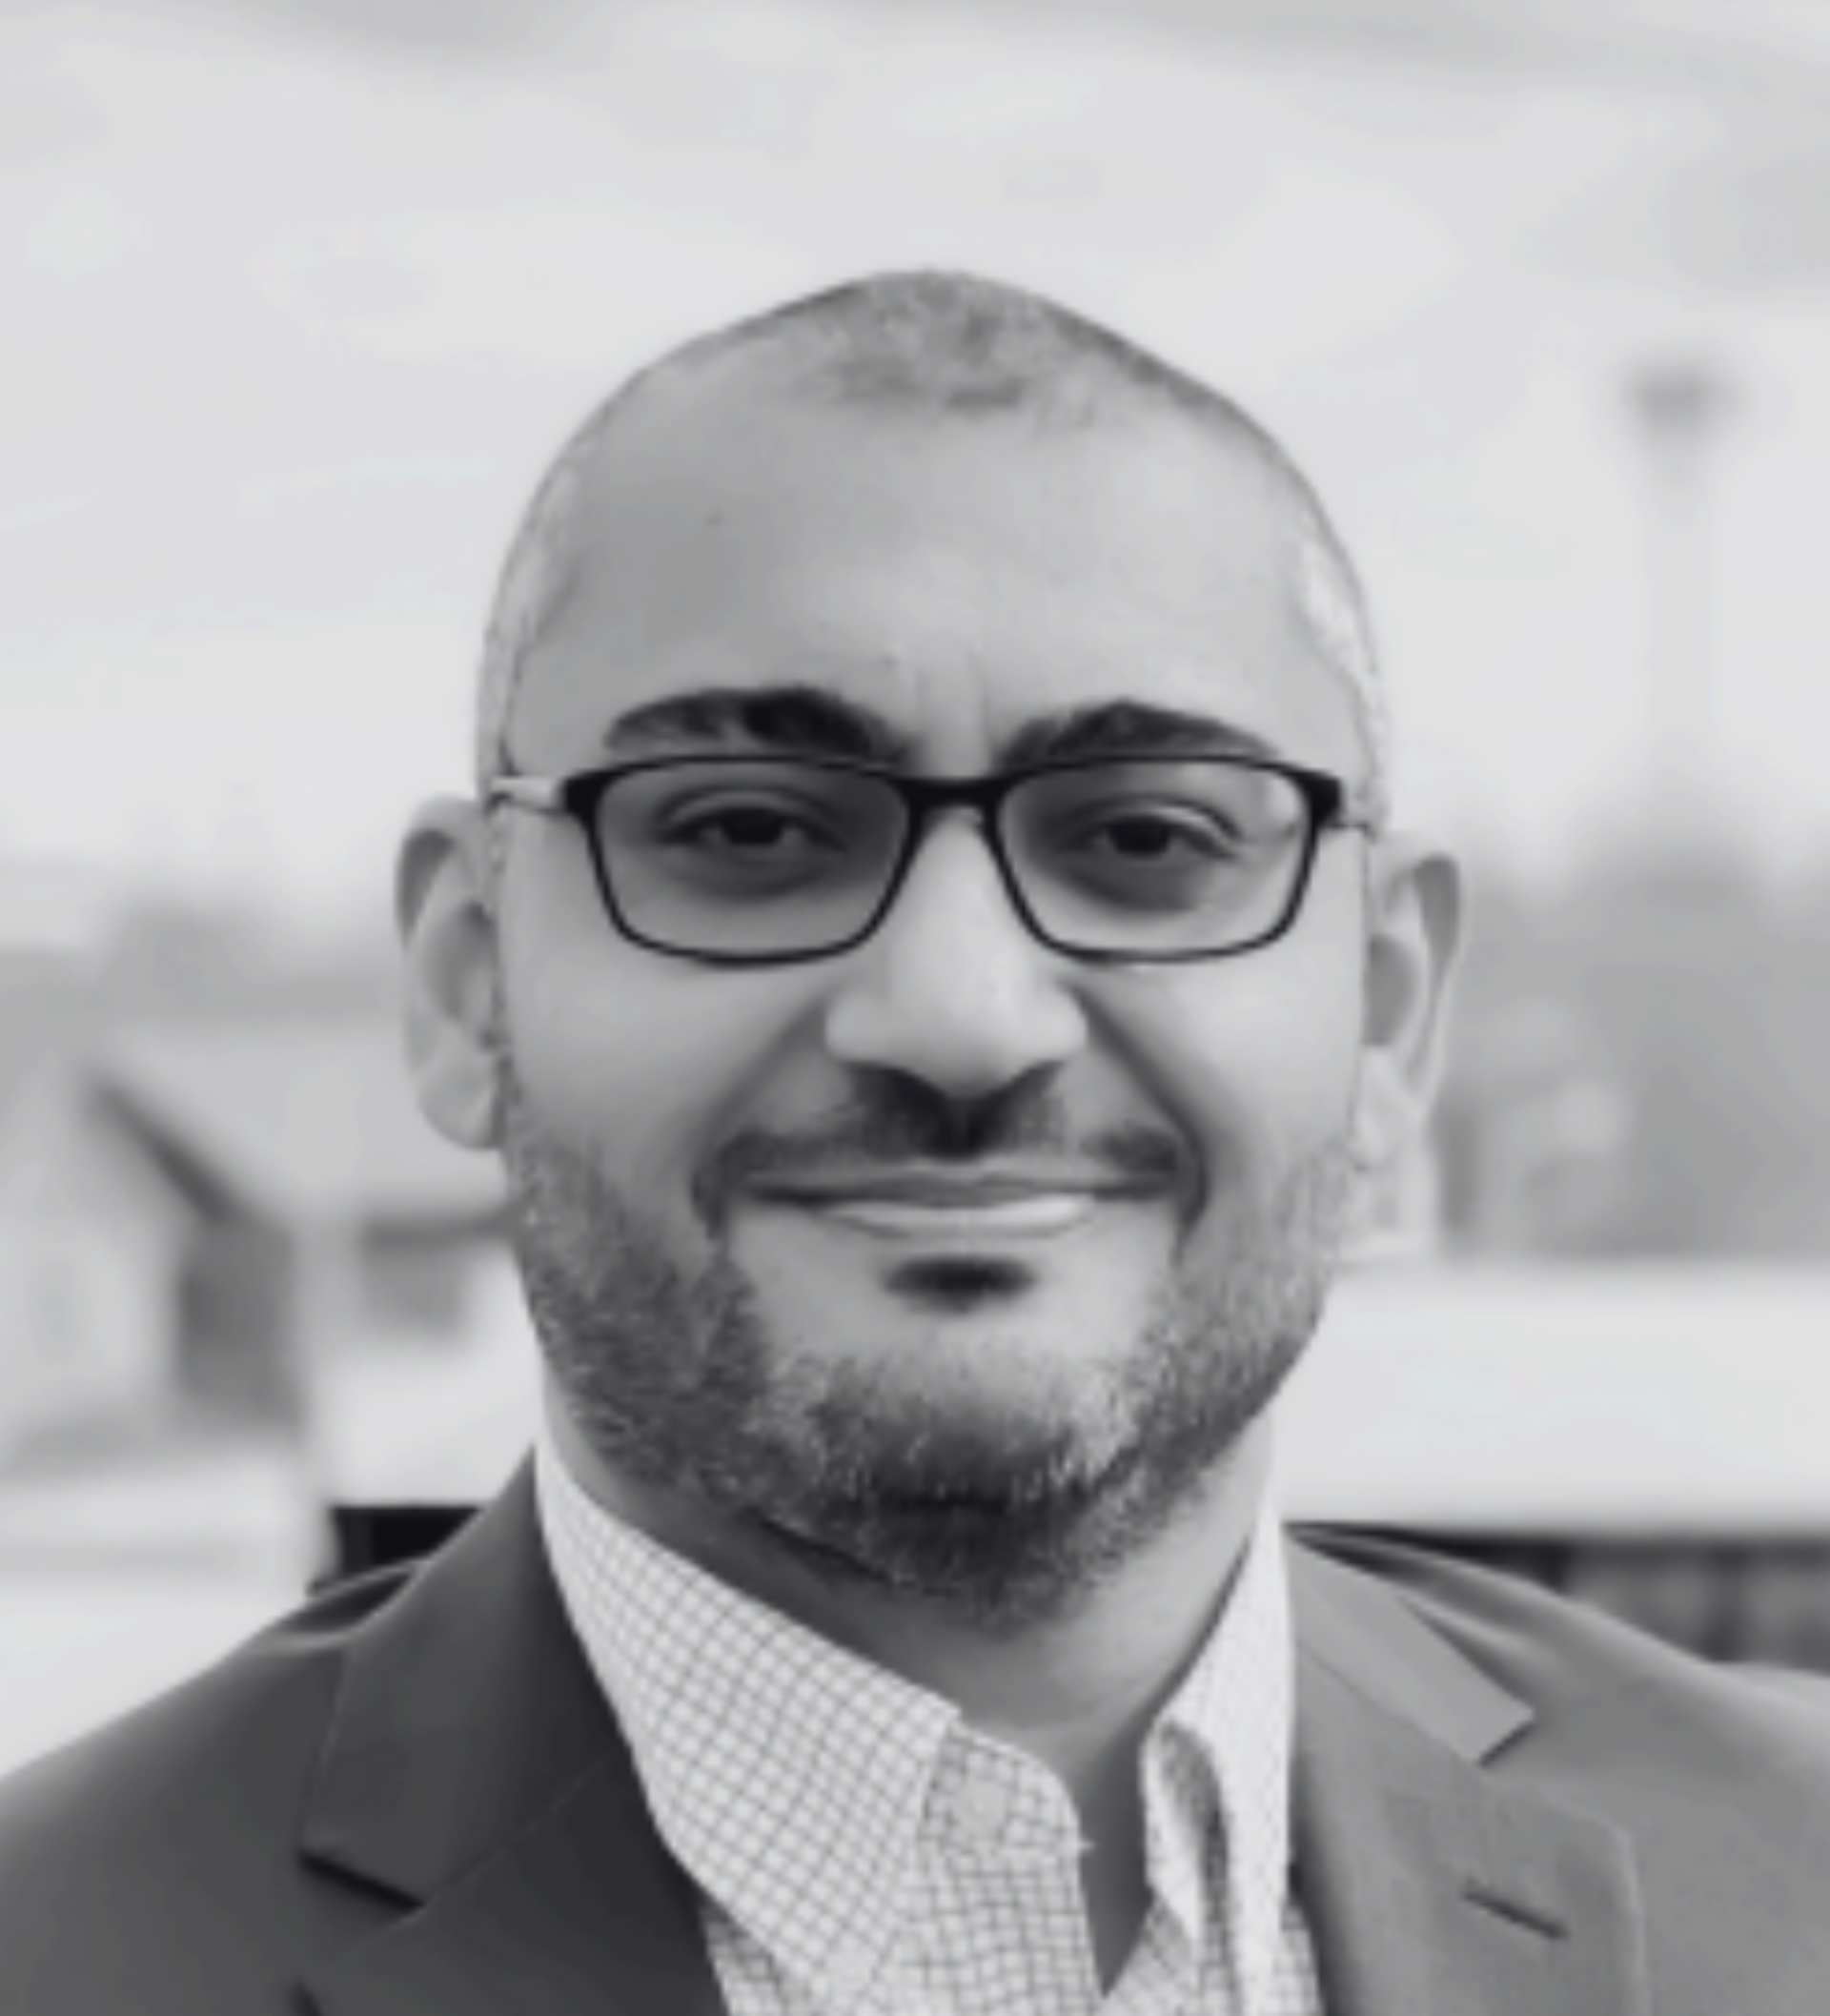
{"left": 886, "top": 771, "right": 1036, "bottom": 928}
{"left": 894, "top": 768, "right": 1012, "bottom": 838}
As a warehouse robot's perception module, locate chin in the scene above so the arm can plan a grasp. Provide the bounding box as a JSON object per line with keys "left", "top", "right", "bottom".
{"left": 769, "top": 1274, "right": 1149, "bottom": 1392}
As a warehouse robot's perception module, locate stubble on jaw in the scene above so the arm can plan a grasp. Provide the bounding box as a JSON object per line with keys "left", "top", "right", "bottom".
{"left": 498, "top": 1053, "right": 1355, "bottom": 1633}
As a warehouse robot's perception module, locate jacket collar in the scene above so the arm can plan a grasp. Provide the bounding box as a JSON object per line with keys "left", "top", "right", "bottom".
{"left": 300, "top": 1462, "right": 725, "bottom": 2016}
{"left": 300, "top": 1470, "right": 1647, "bottom": 2016}
{"left": 1289, "top": 1542, "right": 1650, "bottom": 2016}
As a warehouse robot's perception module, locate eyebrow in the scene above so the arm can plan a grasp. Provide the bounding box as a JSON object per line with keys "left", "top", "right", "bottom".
{"left": 602, "top": 685, "right": 1285, "bottom": 771}
{"left": 604, "top": 685, "right": 917, "bottom": 764}
{"left": 1001, "top": 701, "right": 1284, "bottom": 769}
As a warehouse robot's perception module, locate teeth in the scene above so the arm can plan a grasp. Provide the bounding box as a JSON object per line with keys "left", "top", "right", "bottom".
{"left": 822, "top": 1195, "right": 1094, "bottom": 1237}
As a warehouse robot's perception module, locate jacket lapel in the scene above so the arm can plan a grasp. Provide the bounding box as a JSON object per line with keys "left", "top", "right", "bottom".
{"left": 299, "top": 1464, "right": 726, "bottom": 2016}
{"left": 1289, "top": 1541, "right": 1651, "bottom": 2016}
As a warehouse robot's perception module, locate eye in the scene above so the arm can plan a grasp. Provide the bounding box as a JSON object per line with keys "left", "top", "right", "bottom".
{"left": 1075, "top": 805, "right": 1248, "bottom": 862}
{"left": 675, "top": 805, "right": 819, "bottom": 851}
{"left": 652, "top": 793, "right": 851, "bottom": 862}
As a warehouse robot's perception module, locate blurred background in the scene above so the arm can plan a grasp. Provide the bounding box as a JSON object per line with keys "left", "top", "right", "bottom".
{"left": 10, "top": 0, "right": 1830, "bottom": 1768}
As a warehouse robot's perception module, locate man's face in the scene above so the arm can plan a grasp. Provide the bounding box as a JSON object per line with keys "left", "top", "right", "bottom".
{"left": 483, "top": 370, "right": 1382, "bottom": 1624}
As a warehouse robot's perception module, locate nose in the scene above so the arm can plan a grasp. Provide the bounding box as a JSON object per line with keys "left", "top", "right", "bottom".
{"left": 824, "top": 818, "right": 1088, "bottom": 1100}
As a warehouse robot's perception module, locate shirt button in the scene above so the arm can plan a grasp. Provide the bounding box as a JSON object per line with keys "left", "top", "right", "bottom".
{"left": 825, "top": 1933, "right": 878, "bottom": 1998}
{"left": 953, "top": 1778, "right": 1009, "bottom": 1842}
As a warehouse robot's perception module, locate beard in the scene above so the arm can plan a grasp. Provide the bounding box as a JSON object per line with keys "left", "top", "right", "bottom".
{"left": 501, "top": 1053, "right": 1356, "bottom": 1632}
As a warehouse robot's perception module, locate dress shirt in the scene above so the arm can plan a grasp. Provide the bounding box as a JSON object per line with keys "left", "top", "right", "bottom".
{"left": 536, "top": 1435, "right": 1324, "bottom": 2015}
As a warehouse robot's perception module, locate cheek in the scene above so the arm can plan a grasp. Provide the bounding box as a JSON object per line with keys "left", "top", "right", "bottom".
{"left": 500, "top": 869, "right": 807, "bottom": 1206}
{"left": 1104, "top": 932, "right": 1366, "bottom": 1188}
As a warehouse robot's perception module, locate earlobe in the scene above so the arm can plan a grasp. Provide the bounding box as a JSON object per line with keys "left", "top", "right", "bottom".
{"left": 1351, "top": 838, "right": 1464, "bottom": 1176}
{"left": 396, "top": 797, "right": 504, "bottom": 1152}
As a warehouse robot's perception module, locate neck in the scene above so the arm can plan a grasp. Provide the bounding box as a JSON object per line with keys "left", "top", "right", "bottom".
{"left": 545, "top": 1387, "right": 1273, "bottom": 1792}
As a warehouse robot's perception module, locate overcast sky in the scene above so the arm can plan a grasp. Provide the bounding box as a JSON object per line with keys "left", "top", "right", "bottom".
{"left": 10, "top": 0, "right": 1830, "bottom": 920}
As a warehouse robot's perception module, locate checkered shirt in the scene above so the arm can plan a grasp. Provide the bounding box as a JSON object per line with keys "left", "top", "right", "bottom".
{"left": 537, "top": 1437, "right": 1324, "bottom": 2015}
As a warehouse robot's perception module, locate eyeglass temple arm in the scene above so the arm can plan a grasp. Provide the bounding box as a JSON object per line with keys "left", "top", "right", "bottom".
{"left": 1331, "top": 780, "right": 1386, "bottom": 835}
{"left": 488, "top": 775, "right": 565, "bottom": 814}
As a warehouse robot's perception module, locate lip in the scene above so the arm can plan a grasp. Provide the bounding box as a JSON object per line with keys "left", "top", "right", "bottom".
{"left": 738, "top": 1170, "right": 1167, "bottom": 1241}
{"left": 744, "top": 1171, "right": 1161, "bottom": 1210}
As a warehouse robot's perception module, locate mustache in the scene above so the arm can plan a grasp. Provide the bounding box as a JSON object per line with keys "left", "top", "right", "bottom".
{"left": 694, "top": 1074, "right": 1190, "bottom": 1227}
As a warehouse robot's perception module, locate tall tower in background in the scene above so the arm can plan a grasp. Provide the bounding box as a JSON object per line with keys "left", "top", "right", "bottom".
{"left": 1623, "top": 358, "right": 1738, "bottom": 858}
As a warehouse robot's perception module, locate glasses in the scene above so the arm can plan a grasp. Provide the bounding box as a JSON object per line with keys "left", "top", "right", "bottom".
{"left": 488, "top": 752, "right": 1367, "bottom": 967}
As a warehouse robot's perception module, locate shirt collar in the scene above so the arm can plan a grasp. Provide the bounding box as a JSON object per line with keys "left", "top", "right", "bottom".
{"left": 536, "top": 1427, "right": 1293, "bottom": 2002}
{"left": 535, "top": 1435, "right": 951, "bottom": 1999}
{"left": 1149, "top": 1488, "right": 1296, "bottom": 1991}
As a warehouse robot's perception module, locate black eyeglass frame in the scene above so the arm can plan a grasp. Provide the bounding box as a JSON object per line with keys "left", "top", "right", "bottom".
{"left": 488, "top": 751, "right": 1371, "bottom": 968}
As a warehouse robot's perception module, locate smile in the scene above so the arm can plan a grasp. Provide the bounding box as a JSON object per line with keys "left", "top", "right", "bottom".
{"left": 812, "top": 1192, "right": 1099, "bottom": 1239}
{"left": 741, "top": 1170, "right": 1164, "bottom": 1243}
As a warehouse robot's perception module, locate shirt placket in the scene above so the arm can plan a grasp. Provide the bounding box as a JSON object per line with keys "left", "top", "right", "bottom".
{"left": 912, "top": 1737, "right": 1105, "bottom": 2016}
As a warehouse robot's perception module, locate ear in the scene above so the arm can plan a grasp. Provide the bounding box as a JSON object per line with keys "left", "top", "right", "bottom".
{"left": 1351, "top": 833, "right": 1464, "bottom": 1177}
{"left": 396, "top": 796, "right": 503, "bottom": 1152}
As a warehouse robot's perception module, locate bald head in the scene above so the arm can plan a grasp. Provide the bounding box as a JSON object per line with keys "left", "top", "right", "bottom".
{"left": 476, "top": 270, "right": 1388, "bottom": 823}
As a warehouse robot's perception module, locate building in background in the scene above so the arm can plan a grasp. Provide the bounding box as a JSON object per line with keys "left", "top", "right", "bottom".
{"left": 0, "top": 890, "right": 508, "bottom": 1476}
{"left": 0, "top": 865, "right": 185, "bottom": 1465}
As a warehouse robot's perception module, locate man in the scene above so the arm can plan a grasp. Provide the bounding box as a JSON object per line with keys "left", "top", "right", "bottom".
{"left": 3, "top": 271, "right": 1827, "bottom": 2015}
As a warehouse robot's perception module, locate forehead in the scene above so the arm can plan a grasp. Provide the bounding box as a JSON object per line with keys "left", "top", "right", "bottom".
{"left": 512, "top": 365, "right": 1362, "bottom": 776}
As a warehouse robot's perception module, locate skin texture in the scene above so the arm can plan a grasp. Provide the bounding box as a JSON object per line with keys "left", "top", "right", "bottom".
{"left": 396, "top": 353, "right": 1461, "bottom": 1977}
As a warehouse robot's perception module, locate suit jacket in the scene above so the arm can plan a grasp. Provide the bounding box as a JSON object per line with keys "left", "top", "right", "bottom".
{"left": 4, "top": 1462, "right": 1830, "bottom": 2015}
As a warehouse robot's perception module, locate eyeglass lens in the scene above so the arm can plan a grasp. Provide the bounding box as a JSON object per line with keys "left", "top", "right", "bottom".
{"left": 593, "top": 758, "right": 1314, "bottom": 957}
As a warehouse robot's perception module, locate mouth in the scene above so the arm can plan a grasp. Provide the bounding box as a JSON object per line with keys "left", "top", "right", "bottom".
{"left": 815, "top": 1193, "right": 1099, "bottom": 1239}
{"left": 741, "top": 1171, "right": 1164, "bottom": 1243}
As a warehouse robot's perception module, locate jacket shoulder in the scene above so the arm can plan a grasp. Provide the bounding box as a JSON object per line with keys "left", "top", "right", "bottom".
{"left": 0, "top": 1565, "right": 417, "bottom": 2015}
{"left": 1291, "top": 1523, "right": 1830, "bottom": 1777}
{"left": 1294, "top": 1523, "right": 1830, "bottom": 1700}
